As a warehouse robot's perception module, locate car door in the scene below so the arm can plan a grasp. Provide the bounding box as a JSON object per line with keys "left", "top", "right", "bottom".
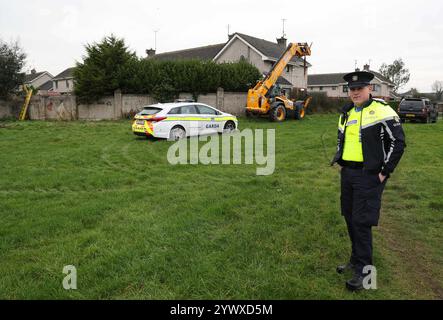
{"left": 178, "top": 104, "right": 200, "bottom": 136}
{"left": 195, "top": 104, "right": 220, "bottom": 135}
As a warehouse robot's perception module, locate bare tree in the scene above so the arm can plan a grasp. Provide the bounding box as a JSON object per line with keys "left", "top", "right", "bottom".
{"left": 432, "top": 81, "right": 443, "bottom": 101}
{"left": 379, "top": 58, "right": 410, "bottom": 93}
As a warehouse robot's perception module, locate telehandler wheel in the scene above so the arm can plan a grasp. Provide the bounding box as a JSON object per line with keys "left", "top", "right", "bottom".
{"left": 294, "top": 101, "right": 305, "bottom": 120}
{"left": 270, "top": 104, "right": 286, "bottom": 122}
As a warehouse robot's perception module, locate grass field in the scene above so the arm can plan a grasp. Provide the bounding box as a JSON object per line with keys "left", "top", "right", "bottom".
{"left": 0, "top": 114, "right": 442, "bottom": 299}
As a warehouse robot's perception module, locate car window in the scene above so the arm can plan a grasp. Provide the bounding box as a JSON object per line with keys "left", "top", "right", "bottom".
{"left": 179, "top": 105, "right": 197, "bottom": 114}
{"left": 139, "top": 107, "right": 162, "bottom": 115}
{"left": 196, "top": 105, "right": 218, "bottom": 115}
{"left": 168, "top": 107, "right": 181, "bottom": 114}
{"left": 400, "top": 100, "right": 423, "bottom": 110}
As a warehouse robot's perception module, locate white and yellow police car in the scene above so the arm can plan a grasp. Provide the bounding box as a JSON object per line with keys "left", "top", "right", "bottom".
{"left": 132, "top": 102, "right": 238, "bottom": 140}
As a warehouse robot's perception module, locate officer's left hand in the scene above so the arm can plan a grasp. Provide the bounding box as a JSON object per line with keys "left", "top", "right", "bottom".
{"left": 379, "top": 173, "right": 386, "bottom": 183}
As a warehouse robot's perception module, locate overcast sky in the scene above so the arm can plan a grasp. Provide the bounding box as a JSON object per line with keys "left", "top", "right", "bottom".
{"left": 1, "top": 0, "right": 442, "bottom": 92}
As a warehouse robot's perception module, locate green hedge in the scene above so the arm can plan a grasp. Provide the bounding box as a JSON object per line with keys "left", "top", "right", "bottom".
{"left": 302, "top": 92, "right": 348, "bottom": 114}
{"left": 75, "top": 58, "right": 261, "bottom": 103}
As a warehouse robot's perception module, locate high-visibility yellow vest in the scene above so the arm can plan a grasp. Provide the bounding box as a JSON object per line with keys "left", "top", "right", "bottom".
{"left": 342, "top": 107, "right": 363, "bottom": 161}
{"left": 337, "top": 99, "right": 401, "bottom": 164}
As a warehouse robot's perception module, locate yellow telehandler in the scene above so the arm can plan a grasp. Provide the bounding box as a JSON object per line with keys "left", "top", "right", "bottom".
{"left": 246, "top": 42, "right": 312, "bottom": 121}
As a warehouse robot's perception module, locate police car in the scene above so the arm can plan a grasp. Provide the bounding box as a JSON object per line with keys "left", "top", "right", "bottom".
{"left": 132, "top": 102, "right": 238, "bottom": 140}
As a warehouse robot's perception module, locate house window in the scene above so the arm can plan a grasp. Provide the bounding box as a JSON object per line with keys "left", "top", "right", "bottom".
{"left": 55, "top": 81, "right": 58, "bottom": 89}
{"left": 319, "top": 86, "right": 323, "bottom": 90}
{"left": 332, "top": 86, "right": 337, "bottom": 90}
{"left": 372, "top": 84, "right": 380, "bottom": 92}
{"left": 286, "top": 65, "right": 291, "bottom": 73}
{"left": 66, "top": 80, "right": 70, "bottom": 88}
{"left": 343, "top": 85, "right": 348, "bottom": 93}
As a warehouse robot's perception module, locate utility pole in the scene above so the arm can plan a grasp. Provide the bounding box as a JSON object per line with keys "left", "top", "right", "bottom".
{"left": 154, "top": 29, "right": 159, "bottom": 51}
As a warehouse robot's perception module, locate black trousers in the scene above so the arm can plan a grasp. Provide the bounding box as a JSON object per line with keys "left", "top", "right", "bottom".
{"left": 340, "top": 166, "right": 387, "bottom": 275}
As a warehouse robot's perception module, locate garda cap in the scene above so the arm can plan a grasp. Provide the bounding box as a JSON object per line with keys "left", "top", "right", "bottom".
{"left": 343, "top": 71, "right": 374, "bottom": 89}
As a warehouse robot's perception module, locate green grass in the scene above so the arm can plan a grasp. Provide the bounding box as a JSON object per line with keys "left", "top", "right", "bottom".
{"left": 0, "top": 115, "right": 442, "bottom": 299}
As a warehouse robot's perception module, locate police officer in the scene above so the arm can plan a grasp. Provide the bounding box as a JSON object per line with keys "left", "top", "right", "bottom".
{"left": 331, "top": 71, "right": 406, "bottom": 291}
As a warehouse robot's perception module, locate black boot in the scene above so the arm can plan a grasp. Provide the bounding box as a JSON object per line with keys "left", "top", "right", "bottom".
{"left": 346, "top": 272, "right": 364, "bottom": 291}
{"left": 336, "top": 262, "right": 355, "bottom": 274}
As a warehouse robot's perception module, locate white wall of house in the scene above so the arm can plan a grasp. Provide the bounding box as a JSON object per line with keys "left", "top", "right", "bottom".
{"left": 315, "top": 85, "right": 346, "bottom": 98}
{"left": 53, "top": 78, "right": 74, "bottom": 93}
{"left": 292, "top": 65, "right": 308, "bottom": 89}
{"left": 308, "top": 84, "right": 348, "bottom": 98}
{"left": 215, "top": 38, "right": 268, "bottom": 72}
{"left": 308, "top": 78, "right": 393, "bottom": 99}
{"left": 373, "top": 78, "right": 393, "bottom": 98}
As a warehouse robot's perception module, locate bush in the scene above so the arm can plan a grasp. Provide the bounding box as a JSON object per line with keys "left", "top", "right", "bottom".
{"left": 304, "top": 92, "right": 348, "bottom": 114}
{"left": 152, "top": 83, "right": 178, "bottom": 103}
{"left": 74, "top": 35, "right": 137, "bottom": 103}
{"left": 389, "top": 100, "right": 400, "bottom": 112}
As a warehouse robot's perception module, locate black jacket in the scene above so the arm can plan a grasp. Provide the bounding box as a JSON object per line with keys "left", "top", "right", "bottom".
{"left": 331, "top": 98, "right": 406, "bottom": 176}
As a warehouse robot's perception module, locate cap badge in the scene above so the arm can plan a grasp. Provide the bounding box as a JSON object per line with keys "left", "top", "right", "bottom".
{"left": 352, "top": 75, "right": 358, "bottom": 81}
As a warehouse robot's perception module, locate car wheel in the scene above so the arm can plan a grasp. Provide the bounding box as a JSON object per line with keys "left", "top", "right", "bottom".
{"left": 169, "top": 126, "right": 186, "bottom": 140}
{"left": 223, "top": 121, "right": 236, "bottom": 133}
{"left": 270, "top": 104, "right": 286, "bottom": 122}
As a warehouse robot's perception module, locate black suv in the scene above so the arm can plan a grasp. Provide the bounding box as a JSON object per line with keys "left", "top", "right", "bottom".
{"left": 398, "top": 98, "right": 438, "bottom": 123}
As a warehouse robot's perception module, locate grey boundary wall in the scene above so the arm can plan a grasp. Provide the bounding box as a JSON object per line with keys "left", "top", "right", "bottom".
{"left": 0, "top": 88, "right": 247, "bottom": 120}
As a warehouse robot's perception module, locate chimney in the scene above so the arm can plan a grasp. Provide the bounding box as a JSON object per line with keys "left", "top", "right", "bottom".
{"left": 276, "top": 36, "right": 287, "bottom": 48}
{"left": 145, "top": 48, "right": 156, "bottom": 58}
{"left": 31, "top": 69, "right": 36, "bottom": 74}
{"left": 363, "top": 64, "right": 370, "bottom": 71}
{"left": 228, "top": 33, "right": 235, "bottom": 41}
{"left": 355, "top": 67, "right": 360, "bottom": 72}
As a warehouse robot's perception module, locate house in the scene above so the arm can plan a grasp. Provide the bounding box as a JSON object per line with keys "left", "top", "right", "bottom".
{"left": 307, "top": 64, "right": 395, "bottom": 100}
{"left": 398, "top": 89, "right": 437, "bottom": 100}
{"left": 36, "top": 80, "right": 54, "bottom": 95}
{"left": 147, "top": 32, "right": 312, "bottom": 95}
{"left": 52, "top": 67, "right": 75, "bottom": 94}
{"left": 23, "top": 69, "right": 53, "bottom": 91}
